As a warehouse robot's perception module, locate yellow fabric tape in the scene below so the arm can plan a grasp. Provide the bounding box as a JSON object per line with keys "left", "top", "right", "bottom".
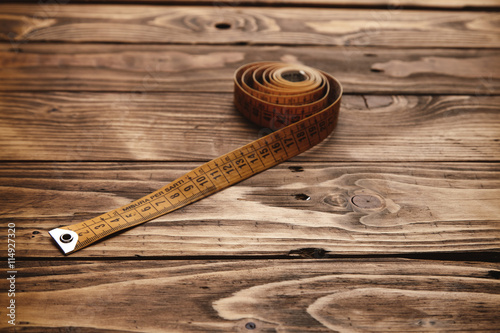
{"left": 49, "top": 61, "right": 343, "bottom": 254}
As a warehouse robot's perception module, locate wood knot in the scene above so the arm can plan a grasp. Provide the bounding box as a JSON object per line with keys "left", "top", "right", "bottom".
{"left": 351, "top": 195, "right": 383, "bottom": 210}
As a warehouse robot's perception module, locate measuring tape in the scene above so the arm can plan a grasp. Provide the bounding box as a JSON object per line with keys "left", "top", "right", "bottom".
{"left": 49, "top": 62, "right": 343, "bottom": 254}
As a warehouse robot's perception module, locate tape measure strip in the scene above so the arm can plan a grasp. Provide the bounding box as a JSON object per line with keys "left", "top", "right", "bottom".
{"left": 49, "top": 62, "right": 343, "bottom": 254}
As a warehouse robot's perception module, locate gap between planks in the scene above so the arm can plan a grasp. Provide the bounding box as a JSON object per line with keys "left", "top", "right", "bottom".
{"left": 10, "top": 251, "right": 500, "bottom": 263}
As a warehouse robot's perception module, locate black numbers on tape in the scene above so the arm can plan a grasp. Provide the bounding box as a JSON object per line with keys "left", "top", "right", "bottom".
{"left": 276, "top": 114, "right": 286, "bottom": 127}
{"left": 196, "top": 176, "right": 208, "bottom": 186}
{"left": 235, "top": 158, "right": 247, "bottom": 169}
{"left": 296, "top": 131, "right": 306, "bottom": 142}
{"left": 319, "top": 120, "right": 326, "bottom": 132}
{"left": 259, "top": 148, "right": 270, "bottom": 159}
{"left": 170, "top": 192, "right": 180, "bottom": 199}
{"left": 222, "top": 164, "right": 235, "bottom": 174}
{"left": 246, "top": 153, "right": 258, "bottom": 164}
{"left": 263, "top": 111, "right": 272, "bottom": 122}
{"left": 284, "top": 138, "right": 295, "bottom": 149}
{"left": 328, "top": 116, "right": 334, "bottom": 128}
{"left": 308, "top": 126, "right": 317, "bottom": 136}
{"left": 210, "top": 170, "right": 221, "bottom": 180}
{"left": 272, "top": 142, "right": 282, "bottom": 153}
{"left": 78, "top": 230, "right": 90, "bottom": 237}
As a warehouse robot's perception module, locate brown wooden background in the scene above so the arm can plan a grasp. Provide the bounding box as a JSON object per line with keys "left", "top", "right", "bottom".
{"left": 0, "top": 0, "right": 499, "bottom": 331}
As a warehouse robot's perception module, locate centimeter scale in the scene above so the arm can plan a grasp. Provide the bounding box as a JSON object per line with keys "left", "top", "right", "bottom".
{"left": 49, "top": 61, "right": 343, "bottom": 254}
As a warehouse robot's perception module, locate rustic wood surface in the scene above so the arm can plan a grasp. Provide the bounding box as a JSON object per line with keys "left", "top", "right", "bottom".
{"left": 0, "top": 0, "right": 499, "bottom": 331}
{"left": 2, "top": 5, "right": 499, "bottom": 48}
{"left": 0, "top": 93, "right": 499, "bottom": 162}
{"left": 1, "top": 259, "right": 499, "bottom": 332}
{"left": 2, "top": 162, "right": 499, "bottom": 257}
{"left": 56, "top": 0, "right": 500, "bottom": 9}
{"left": 1, "top": 45, "right": 498, "bottom": 94}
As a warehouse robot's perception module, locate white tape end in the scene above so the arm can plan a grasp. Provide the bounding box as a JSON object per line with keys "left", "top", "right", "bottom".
{"left": 48, "top": 229, "right": 79, "bottom": 254}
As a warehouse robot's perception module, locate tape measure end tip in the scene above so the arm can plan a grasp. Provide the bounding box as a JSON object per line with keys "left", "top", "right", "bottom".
{"left": 49, "top": 228, "right": 79, "bottom": 255}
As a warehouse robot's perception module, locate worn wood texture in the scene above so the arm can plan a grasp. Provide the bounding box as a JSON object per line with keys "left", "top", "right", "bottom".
{"left": 1, "top": 1, "right": 499, "bottom": 331}
{"left": 0, "top": 259, "right": 499, "bottom": 331}
{"left": 1, "top": 44, "right": 498, "bottom": 95}
{"left": 1, "top": 5, "right": 499, "bottom": 48}
{"left": 26, "top": 0, "right": 500, "bottom": 9}
{"left": 1, "top": 162, "right": 498, "bottom": 257}
{"left": 0, "top": 92, "right": 498, "bottom": 162}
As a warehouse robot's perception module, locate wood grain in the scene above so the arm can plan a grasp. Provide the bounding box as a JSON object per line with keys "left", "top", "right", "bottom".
{"left": 0, "top": 259, "right": 498, "bottom": 331}
{"left": 0, "top": 0, "right": 498, "bottom": 331}
{"left": 1, "top": 5, "right": 499, "bottom": 48}
{"left": 26, "top": 0, "right": 500, "bottom": 9}
{"left": 0, "top": 92, "right": 498, "bottom": 162}
{"left": 1, "top": 44, "right": 498, "bottom": 94}
{"left": 1, "top": 162, "right": 498, "bottom": 257}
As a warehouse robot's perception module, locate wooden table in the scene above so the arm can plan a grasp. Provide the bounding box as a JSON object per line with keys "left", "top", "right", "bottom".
{"left": 1, "top": 0, "right": 499, "bottom": 331}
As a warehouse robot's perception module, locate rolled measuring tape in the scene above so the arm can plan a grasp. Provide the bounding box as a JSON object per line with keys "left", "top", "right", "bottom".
{"left": 49, "top": 61, "right": 343, "bottom": 254}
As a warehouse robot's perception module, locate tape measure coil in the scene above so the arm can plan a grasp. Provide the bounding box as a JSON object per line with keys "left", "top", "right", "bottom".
{"left": 49, "top": 62, "right": 343, "bottom": 254}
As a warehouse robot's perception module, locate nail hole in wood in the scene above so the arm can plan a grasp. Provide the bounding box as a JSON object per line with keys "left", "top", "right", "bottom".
{"left": 215, "top": 22, "right": 231, "bottom": 30}
{"left": 294, "top": 193, "right": 311, "bottom": 201}
{"left": 245, "top": 322, "right": 256, "bottom": 329}
{"left": 288, "top": 166, "right": 304, "bottom": 172}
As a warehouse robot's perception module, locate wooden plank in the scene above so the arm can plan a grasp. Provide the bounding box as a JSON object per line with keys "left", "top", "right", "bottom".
{"left": 1, "top": 5, "right": 499, "bottom": 48}
{"left": 12, "top": 0, "right": 499, "bottom": 9}
{"left": 1, "top": 44, "right": 498, "bottom": 95}
{"left": 1, "top": 162, "right": 499, "bottom": 257}
{"left": 0, "top": 92, "right": 498, "bottom": 162}
{"left": 0, "top": 259, "right": 499, "bottom": 331}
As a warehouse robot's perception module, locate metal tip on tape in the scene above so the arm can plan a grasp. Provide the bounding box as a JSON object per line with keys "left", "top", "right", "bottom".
{"left": 48, "top": 228, "right": 79, "bottom": 254}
